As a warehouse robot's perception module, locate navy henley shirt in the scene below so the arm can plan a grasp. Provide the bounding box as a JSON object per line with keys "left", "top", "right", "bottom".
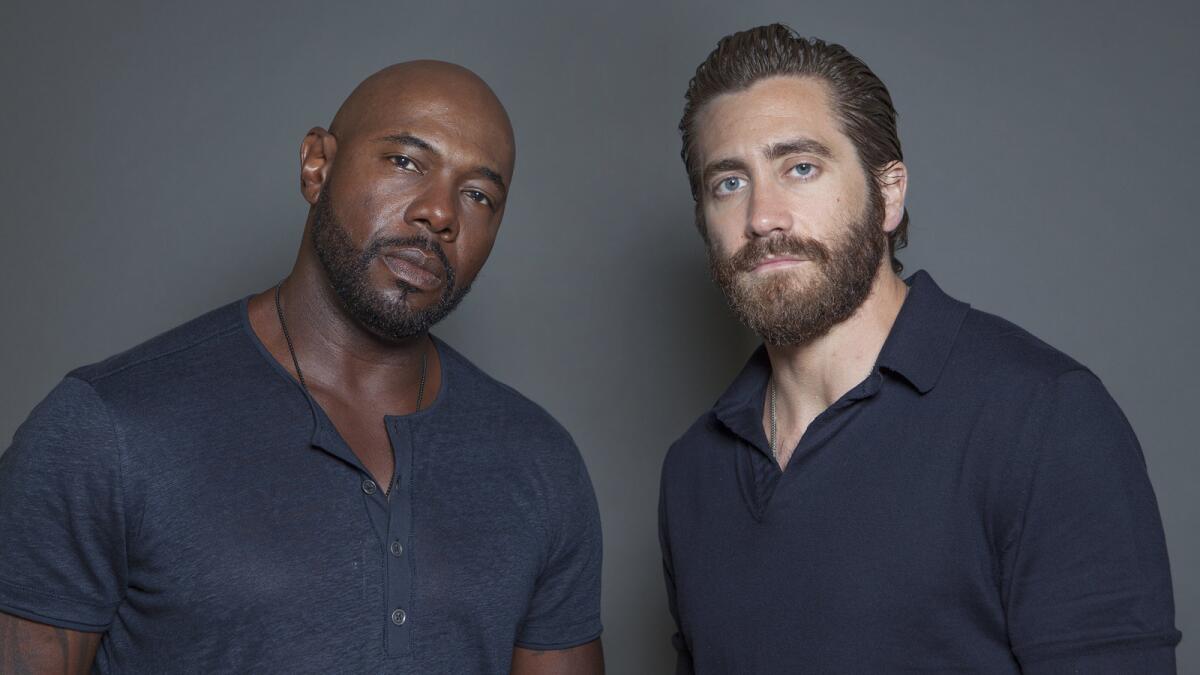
{"left": 0, "top": 298, "right": 602, "bottom": 673}
{"left": 659, "top": 271, "right": 1180, "bottom": 674}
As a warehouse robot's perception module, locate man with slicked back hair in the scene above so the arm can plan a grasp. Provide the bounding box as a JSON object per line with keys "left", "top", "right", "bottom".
{"left": 0, "top": 61, "right": 604, "bottom": 674}
{"left": 659, "top": 24, "right": 1179, "bottom": 674}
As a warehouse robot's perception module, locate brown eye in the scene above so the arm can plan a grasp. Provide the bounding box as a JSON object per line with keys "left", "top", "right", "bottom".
{"left": 389, "top": 155, "right": 416, "bottom": 170}
{"left": 464, "top": 190, "right": 491, "bottom": 206}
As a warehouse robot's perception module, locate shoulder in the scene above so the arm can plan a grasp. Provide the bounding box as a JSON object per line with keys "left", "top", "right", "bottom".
{"left": 436, "top": 338, "right": 579, "bottom": 456}
{"left": 944, "top": 306, "right": 1136, "bottom": 466}
{"left": 68, "top": 300, "right": 248, "bottom": 392}
{"left": 948, "top": 306, "right": 1091, "bottom": 389}
{"left": 13, "top": 300, "right": 247, "bottom": 433}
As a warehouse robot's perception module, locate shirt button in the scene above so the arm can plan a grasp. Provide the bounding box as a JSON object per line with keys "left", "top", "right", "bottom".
{"left": 391, "top": 608, "right": 407, "bottom": 626}
{"left": 390, "top": 540, "right": 404, "bottom": 557}
{"left": 361, "top": 478, "right": 377, "bottom": 495}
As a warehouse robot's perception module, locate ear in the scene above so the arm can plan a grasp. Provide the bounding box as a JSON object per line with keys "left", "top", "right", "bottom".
{"left": 878, "top": 160, "right": 907, "bottom": 234}
{"left": 300, "top": 127, "right": 338, "bottom": 206}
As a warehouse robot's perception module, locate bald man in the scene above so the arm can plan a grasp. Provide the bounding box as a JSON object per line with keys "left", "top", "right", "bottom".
{"left": 0, "top": 61, "right": 604, "bottom": 673}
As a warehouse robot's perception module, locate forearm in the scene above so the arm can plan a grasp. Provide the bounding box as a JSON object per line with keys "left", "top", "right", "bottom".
{"left": 0, "top": 612, "right": 101, "bottom": 675}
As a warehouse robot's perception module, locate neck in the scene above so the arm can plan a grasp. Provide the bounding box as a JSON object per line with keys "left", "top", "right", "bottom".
{"left": 765, "top": 262, "right": 908, "bottom": 420}
{"left": 253, "top": 236, "right": 436, "bottom": 405}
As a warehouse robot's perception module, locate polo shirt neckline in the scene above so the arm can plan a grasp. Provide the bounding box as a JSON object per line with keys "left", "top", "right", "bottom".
{"left": 710, "top": 270, "right": 971, "bottom": 457}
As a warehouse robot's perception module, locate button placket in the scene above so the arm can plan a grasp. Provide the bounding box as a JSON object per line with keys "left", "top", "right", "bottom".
{"left": 383, "top": 416, "right": 415, "bottom": 657}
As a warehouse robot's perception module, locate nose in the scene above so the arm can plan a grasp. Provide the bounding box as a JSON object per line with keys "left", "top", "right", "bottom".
{"left": 746, "top": 178, "right": 792, "bottom": 239}
{"left": 404, "top": 178, "right": 459, "bottom": 242}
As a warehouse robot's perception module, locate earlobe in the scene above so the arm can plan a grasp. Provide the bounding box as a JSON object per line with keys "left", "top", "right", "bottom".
{"left": 879, "top": 160, "right": 907, "bottom": 234}
{"left": 300, "top": 127, "right": 338, "bottom": 205}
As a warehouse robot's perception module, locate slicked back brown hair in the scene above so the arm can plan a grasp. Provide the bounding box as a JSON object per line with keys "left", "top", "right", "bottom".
{"left": 680, "top": 23, "right": 908, "bottom": 273}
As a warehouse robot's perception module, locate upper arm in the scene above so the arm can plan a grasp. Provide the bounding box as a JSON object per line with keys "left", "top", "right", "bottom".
{"left": 1001, "top": 370, "right": 1180, "bottom": 672}
{"left": 0, "top": 612, "right": 101, "bottom": 674}
{"left": 0, "top": 377, "right": 128, "bottom": 632}
{"left": 515, "top": 450, "right": 602, "bottom": 651}
{"left": 511, "top": 638, "right": 603, "bottom": 675}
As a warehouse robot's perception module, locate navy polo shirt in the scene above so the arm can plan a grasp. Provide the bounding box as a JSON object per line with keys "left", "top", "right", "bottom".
{"left": 0, "top": 299, "right": 602, "bottom": 673}
{"left": 659, "top": 271, "right": 1180, "bottom": 674}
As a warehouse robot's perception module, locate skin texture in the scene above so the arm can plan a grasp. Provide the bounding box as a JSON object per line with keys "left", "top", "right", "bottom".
{"left": 511, "top": 640, "right": 605, "bottom": 675}
{"left": 1, "top": 60, "right": 602, "bottom": 673}
{"left": 695, "top": 75, "right": 910, "bottom": 469}
{"left": 0, "top": 614, "right": 100, "bottom": 675}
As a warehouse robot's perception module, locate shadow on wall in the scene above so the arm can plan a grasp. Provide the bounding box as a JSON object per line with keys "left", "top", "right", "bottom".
{"left": 635, "top": 204, "right": 758, "bottom": 433}
{"left": 589, "top": 201, "right": 757, "bottom": 672}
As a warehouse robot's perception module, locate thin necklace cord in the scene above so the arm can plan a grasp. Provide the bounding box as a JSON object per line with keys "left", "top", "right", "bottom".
{"left": 273, "top": 282, "right": 427, "bottom": 411}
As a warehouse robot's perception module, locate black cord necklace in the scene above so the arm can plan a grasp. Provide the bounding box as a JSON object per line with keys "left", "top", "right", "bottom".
{"left": 273, "top": 282, "right": 427, "bottom": 411}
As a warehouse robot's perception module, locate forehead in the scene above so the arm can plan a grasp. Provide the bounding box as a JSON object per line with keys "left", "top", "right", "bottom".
{"left": 347, "top": 89, "right": 515, "bottom": 178}
{"left": 694, "top": 76, "right": 850, "bottom": 163}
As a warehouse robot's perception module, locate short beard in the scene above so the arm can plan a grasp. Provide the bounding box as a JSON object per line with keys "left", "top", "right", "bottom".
{"left": 311, "top": 186, "right": 471, "bottom": 341}
{"left": 707, "top": 188, "right": 887, "bottom": 346}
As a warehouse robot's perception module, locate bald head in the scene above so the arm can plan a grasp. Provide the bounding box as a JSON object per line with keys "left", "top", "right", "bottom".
{"left": 294, "top": 60, "right": 517, "bottom": 337}
{"left": 329, "top": 60, "right": 514, "bottom": 167}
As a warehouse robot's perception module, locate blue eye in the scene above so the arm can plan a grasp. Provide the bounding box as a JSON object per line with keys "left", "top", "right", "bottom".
{"left": 791, "top": 163, "right": 816, "bottom": 178}
{"left": 714, "top": 176, "right": 745, "bottom": 196}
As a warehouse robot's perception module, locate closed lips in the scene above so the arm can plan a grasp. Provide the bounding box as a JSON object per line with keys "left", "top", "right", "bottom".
{"left": 382, "top": 248, "right": 444, "bottom": 288}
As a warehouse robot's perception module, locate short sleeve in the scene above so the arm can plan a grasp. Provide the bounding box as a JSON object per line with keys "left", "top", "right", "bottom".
{"left": 0, "top": 376, "right": 129, "bottom": 632}
{"left": 1001, "top": 370, "right": 1180, "bottom": 673}
{"left": 514, "top": 455, "right": 603, "bottom": 650}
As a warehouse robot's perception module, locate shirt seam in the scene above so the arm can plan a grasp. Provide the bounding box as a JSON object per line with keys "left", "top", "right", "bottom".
{"left": 0, "top": 576, "right": 122, "bottom": 611}
{"left": 521, "top": 610, "right": 602, "bottom": 633}
{"left": 81, "top": 323, "right": 242, "bottom": 385}
{"left": 65, "top": 375, "right": 137, "bottom": 602}
{"left": 1014, "top": 630, "right": 1181, "bottom": 663}
{"left": 514, "top": 626, "right": 603, "bottom": 651}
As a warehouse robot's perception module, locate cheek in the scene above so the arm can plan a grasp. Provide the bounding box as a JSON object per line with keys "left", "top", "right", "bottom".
{"left": 702, "top": 201, "right": 742, "bottom": 249}
{"left": 448, "top": 227, "right": 498, "bottom": 280}
{"left": 341, "top": 187, "right": 406, "bottom": 242}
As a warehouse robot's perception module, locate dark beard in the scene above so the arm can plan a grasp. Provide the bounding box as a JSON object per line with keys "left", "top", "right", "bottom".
{"left": 708, "top": 188, "right": 887, "bottom": 346}
{"left": 311, "top": 186, "right": 471, "bottom": 341}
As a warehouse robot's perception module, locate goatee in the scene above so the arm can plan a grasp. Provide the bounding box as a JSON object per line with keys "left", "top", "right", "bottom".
{"left": 311, "top": 185, "right": 471, "bottom": 341}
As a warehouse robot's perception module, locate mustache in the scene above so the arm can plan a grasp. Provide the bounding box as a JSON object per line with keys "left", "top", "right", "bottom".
{"left": 727, "top": 234, "right": 830, "bottom": 273}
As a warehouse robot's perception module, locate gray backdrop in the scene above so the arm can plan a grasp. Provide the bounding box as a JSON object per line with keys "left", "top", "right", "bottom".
{"left": 2, "top": 1, "right": 1196, "bottom": 672}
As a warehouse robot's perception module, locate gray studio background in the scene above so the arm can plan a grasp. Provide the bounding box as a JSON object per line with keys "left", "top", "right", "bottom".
{"left": 2, "top": 1, "right": 1196, "bottom": 671}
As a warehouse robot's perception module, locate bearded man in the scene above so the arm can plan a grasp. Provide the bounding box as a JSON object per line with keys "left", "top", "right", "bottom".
{"left": 0, "top": 61, "right": 604, "bottom": 674}
{"left": 658, "top": 24, "right": 1179, "bottom": 674}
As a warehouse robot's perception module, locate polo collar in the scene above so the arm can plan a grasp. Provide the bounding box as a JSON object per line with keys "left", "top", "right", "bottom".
{"left": 876, "top": 270, "right": 970, "bottom": 394}
{"left": 711, "top": 346, "right": 773, "bottom": 453}
{"left": 711, "top": 270, "right": 969, "bottom": 443}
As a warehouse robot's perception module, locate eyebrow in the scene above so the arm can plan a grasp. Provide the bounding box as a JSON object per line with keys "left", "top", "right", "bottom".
{"left": 376, "top": 134, "right": 507, "bottom": 195}
{"left": 376, "top": 134, "right": 437, "bottom": 154}
{"left": 701, "top": 158, "right": 750, "bottom": 185}
{"left": 473, "top": 166, "right": 507, "bottom": 195}
{"left": 765, "top": 137, "right": 835, "bottom": 161}
{"left": 702, "top": 137, "right": 836, "bottom": 185}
